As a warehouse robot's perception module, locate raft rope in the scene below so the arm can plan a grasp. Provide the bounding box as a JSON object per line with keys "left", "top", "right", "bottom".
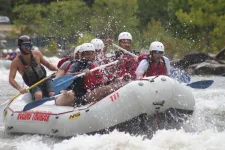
{"left": 155, "top": 111, "right": 159, "bottom": 130}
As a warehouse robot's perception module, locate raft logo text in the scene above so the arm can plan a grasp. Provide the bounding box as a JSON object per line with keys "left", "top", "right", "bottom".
{"left": 69, "top": 112, "right": 81, "bottom": 120}
{"left": 17, "top": 110, "right": 52, "bottom": 122}
{"left": 110, "top": 92, "right": 119, "bottom": 102}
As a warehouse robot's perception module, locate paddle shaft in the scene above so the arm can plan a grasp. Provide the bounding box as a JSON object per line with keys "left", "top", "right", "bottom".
{"left": 112, "top": 43, "right": 138, "bottom": 59}
{"left": 1, "top": 73, "right": 55, "bottom": 107}
{"left": 82, "top": 60, "right": 118, "bottom": 75}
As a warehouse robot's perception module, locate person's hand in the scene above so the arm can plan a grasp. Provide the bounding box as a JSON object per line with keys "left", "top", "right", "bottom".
{"left": 122, "top": 74, "right": 132, "bottom": 82}
{"left": 104, "top": 39, "right": 113, "bottom": 47}
{"left": 19, "top": 88, "right": 28, "bottom": 94}
{"left": 106, "top": 65, "right": 116, "bottom": 73}
{"left": 60, "top": 90, "right": 70, "bottom": 96}
{"left": 50, "top": 72, "right": 56, "bottom": 78}
{"left": 83, "top": 69, "right": 92, "bottom": 76}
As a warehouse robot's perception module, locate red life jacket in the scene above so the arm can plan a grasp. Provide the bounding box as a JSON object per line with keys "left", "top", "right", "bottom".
{"left": 138, "top": 54, "right": 149, "bottom": 63}
{"left": 145, "top": 56, "right": 167, "bottom": 76}
{"left": 57, "top": 57, "right": 70, "bottom": 68}
{"left": 96, "top": 58, "right": 115, "bottom": 82}
{"left": 64, "top": 63, "right": 72, "bottom": 73}
{"left": 116, "top": 54, "right": 138, "bottom": 80}
{"left": 84, "top": 63, "right": 104, "bottom": 90}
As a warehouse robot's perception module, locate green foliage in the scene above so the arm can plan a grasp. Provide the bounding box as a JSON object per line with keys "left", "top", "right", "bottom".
{"left": 13, "top": 3, "right": 45, "bottom": 35}
{"left": 2, "top": 0, "right": 224, "bottom": 58}
{"left": 45, "top": 39, "right": 58, "bottom": 57}
{"left": 40, "top": 0, "right": 90, "bottom": 38}
{"left": 137, "top": 0, "right": 169, "bottom": 30}
{"left": 143, "top": 19, "right": 196, "bottom": 58}
{"left": 90, "top": 0, "right": 138, "bottom": 39}
{"left": 0, "top": 0, "right": 11, "bottom": 16}
{"left": 175, "top": 0, "right": 225, "bottom": 52}
{"left": 75, "top": 32, "right": 95, "bottom": 45}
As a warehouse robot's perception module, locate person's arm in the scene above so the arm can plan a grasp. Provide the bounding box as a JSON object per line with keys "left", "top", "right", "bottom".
{"left": 66, "top": 62, "right": 84, "bottom": 76}
{"left": 55, "top": 61, "right": 70, "bottom": 78}
{"left": 135, "top": 59, "right": 149, "bottom": 79}
{"left": 5, "top": 55, "right": 10, "bottom": 60}
{"left": 9, "top": 61, "right": 27, "bottom": 94}
{"left": 39, "top": 51, "right": 57, "bottom": 71}
{"left": 163, "top": 56, "right": 171, "bottom": 76}
{"left": 55, "top": 68, "right": 66, "bottom": 78}
{"left": 104, "top": 39, "right": 113, "bottom": 53}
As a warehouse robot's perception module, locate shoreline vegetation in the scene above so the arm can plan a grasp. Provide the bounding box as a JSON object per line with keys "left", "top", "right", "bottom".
{"left": 0, "top": 0, "right": 224, "bottom": 59}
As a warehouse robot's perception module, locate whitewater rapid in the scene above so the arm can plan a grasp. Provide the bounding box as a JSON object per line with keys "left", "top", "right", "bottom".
{"left": 0, "top": 57, "right": 225, "bottom": 150}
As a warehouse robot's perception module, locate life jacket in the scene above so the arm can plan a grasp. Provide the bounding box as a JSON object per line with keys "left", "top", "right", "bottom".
{"left": 71, "top": 60, "right": 104, "bottom": 90}
{"left": 95, "top": 57, "right": 115, "bottom": 83}
{"left": 85, "top": 63, "right": 104, "bottom": 90}
{"left": 57, "top": 56, "right": 70, "bottom": 68}
{"left": 144, "top": 55, "right": 167, "bottom": 76}
{"left": 64, "top": 62, "right": 72, "bottom": 73}
{"left": 19, "top": 53, "right": 46, "bottom": 86}
{"left": 138, "top": 54, "right": 149, "bottom": 63}
{"left": 116, "top": 54, "right": 138, "bottom": 80}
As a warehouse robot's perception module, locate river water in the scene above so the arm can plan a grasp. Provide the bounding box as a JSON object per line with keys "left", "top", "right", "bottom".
{"left": 0, "top": 59, "right": 225, "bottom": 150}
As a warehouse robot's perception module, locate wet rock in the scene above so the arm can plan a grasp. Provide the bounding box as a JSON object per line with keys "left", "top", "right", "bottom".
{"left": 189, "top": 61, "right": 225, "bottom": 75}
{"left": 172, "top": 50, "right": 225, "bottom": 75}
{"left": 173, "top": 53, "right": 214, "bottom": 69}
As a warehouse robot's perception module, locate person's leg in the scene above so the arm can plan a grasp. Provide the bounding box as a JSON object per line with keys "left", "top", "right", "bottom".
{"left": 86, "top": 81, "right": 125, "bottom": 103}
{"left": 43, "top": 78, "right": 55, "bottom": 97}
{"left": 55, "top": 68, "right": 65, "bottom": 78}
{"left": 29, "top": 86, "right": 43, "bottom": 100}
{"left": 55, "top": 90, "right": 75, "bottom": 106}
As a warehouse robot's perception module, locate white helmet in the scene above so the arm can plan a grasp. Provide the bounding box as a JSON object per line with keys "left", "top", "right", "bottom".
{"left": 80, "top": 43, "right": 95, "bottom": 52}
{"left": 15, "top": 48, "right": 20, "bottom": 53}
{"left": 149, "top": 41, "right": 164, "bottom": 52}
{"left": 32, "top": 46, "right": 39, "bottom": 51}
{"left": 3, "top": 49, "right": 7, "bottom": 54}
{"left": 91, "top": 39, "right": 104, "bottom": 50}
{"left": 8, "top": 49, "right": 13, "bottom": 53}
{"left": 74, "top": 45, "right": 81, "bottom": 56}
{"left": 118, "top": 32, "right": 132, "bottom": 41}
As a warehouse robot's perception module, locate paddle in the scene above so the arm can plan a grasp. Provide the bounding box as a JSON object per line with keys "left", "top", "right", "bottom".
{"left": 53, "top": 60, "right": 118, "bottom": 94}
{"left": 0, "top": 73, "right": 56, "bottom": 108}
{"left": 112, "top": 43, "right": 138, "bottom": 59}
{"left": 23, "top": 60, "right": 119, "bottom": 111}
{"left": 186, "top": 80, "right": 214, "bottom": 89}
{"left": 23, "top": 90, "right": 73, "bottom": 111}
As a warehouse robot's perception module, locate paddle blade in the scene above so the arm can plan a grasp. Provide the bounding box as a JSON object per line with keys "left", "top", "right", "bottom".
{"left": 186, "top": 80, "right": 214, "bottom": 89}
{"left": 53, "top": 75, "right": 74, "bottom": 86}
{"left": 53, "top": 75, "right": 77, "bottom": 94}
{"left": 23, "top": 97, "right": 55, "bottom": 111}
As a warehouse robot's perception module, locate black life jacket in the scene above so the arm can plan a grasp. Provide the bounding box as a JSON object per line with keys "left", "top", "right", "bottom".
{"left": 70, "top": 60, "right": 104, "bottom": 105}
{"left": 19, "top": 53, "right": 46, "bottom": 86}
{"left": 69, "top": 60, "right": 91, "bottom": 105}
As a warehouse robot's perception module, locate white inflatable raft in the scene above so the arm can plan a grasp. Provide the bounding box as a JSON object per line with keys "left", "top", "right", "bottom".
{"left": 3, "top": 75, "right": 195, "bottom": 137}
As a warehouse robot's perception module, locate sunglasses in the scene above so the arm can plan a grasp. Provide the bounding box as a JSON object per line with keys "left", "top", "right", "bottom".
{"left": 95, "top": 49, "right": 102, "bottom": 52}
{"left": 152, "top": 50, "right": 163, "bottom": 54}
{"left": 21, "top": 43, "right": 32, "bottom": 49}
